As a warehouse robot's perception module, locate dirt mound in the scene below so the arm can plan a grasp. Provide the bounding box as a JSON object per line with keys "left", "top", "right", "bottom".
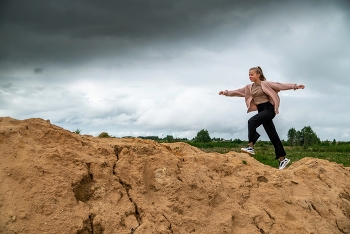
{"left": 1, "top": 117, "right": 350, "bottom": 234}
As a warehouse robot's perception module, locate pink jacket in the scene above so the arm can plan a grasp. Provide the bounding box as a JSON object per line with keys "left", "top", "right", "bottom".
{"left": 224, "top": 81, "right": 297, "bottom": 114}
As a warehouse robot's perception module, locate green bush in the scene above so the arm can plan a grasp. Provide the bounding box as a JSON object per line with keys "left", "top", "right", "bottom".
{"left": 98, "top": 132, "right": 111, "bottom": 138}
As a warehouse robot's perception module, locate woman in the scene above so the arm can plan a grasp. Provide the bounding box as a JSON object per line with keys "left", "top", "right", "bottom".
{"left": 219, "top": 66, "right": 305, "bottom": 169}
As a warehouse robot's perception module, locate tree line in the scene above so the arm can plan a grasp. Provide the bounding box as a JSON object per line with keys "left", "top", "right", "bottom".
{"left": 137, "top": 126, "right": 341, "bottom": 147}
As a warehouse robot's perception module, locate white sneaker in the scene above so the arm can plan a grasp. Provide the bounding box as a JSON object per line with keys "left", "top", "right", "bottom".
{"left": 279, "top": 158, "right": 290, "bottom": 169}
{"left": 241, "top": 146, "right": 255, "bottom": 155}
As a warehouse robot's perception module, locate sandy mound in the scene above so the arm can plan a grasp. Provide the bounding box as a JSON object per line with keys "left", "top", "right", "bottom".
{"left": 1, "top": 117, "right": 350, "bottom": 234}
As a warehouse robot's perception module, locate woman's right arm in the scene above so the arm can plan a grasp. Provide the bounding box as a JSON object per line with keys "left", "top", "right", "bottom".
{"left": 219, "top": 87, "right": 246, "bottom": 97}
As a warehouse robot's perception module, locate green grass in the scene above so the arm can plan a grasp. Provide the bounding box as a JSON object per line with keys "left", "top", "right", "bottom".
{"left": 73, "top": 128, "right": 82, "bottom": 134}
{"left": 189, "top": 142, "right": 350, "bottom": 168}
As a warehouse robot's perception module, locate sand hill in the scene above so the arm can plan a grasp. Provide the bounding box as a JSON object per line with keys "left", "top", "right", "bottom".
{"left": 1, "top": 117, "right": 349, "bottom": 234}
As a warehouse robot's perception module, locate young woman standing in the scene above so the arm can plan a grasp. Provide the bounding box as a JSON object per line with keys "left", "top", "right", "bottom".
{"left": 219, "top": 66, "right": 305, "bottom": 169}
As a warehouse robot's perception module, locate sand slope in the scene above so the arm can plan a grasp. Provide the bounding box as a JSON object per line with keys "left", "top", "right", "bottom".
{"left": 1, "top": 117, "right": 350, "bottom": 234}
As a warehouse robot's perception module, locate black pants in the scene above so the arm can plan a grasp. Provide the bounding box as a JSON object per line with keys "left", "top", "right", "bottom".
{"left": 248, "top": 102, "right": 286, "bottom": 159}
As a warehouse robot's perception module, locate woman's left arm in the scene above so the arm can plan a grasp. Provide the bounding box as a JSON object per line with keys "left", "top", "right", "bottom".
{"left": 266, "top": 81, "right": 305, "bottom": 91}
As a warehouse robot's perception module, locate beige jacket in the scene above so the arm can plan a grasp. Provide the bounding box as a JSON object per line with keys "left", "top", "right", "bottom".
{"left": 224, "top": 81, "right": 297, "bottom": 114}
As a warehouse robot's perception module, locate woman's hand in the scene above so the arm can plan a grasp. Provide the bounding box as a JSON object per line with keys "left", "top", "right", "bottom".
{"left": 219, "top": 90, "right": 226, "bottom": 95}
{"left": 295, "top": 84, "right": 305, "bottom": 89}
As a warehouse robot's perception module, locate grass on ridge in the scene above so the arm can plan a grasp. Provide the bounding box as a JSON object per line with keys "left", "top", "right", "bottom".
{"left": 190, "top": 142, "right": 350, "bottom": 168}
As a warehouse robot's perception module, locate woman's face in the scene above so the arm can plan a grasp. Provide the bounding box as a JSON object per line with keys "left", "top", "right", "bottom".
{"left": 249, "top": 69, "right": 260, "bottom": 83}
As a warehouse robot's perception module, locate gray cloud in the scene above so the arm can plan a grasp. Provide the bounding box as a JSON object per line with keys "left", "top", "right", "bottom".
{"left": 34, "top": 67, "right": 43, "bottom": 73}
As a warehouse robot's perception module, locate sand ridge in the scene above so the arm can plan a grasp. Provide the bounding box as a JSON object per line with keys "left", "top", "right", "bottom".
{"left": 1, "top": 117, "right": 349, "bottom": 233}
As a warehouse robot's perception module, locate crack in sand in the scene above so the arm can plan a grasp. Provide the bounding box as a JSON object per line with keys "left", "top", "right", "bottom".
{"left": 76, "top": 213, "right": 105, "bottom": 234}
{"left": 162, "top": 214, "right": 174, "bottom": 233}
{"left": 118, "top": 178, "right": 141, "bottom": 230}
{"left": 114, "top": 145, "right": 123, "bottom": 161}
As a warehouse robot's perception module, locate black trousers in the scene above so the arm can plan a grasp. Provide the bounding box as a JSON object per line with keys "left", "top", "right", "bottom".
{"left": 248, "top": 102, "right": 286, "bottom": 159}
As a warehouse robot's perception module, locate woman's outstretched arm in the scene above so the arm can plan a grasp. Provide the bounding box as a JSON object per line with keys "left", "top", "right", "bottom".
{"left": 219, "top": 87, "right": 246, "bottom": 97}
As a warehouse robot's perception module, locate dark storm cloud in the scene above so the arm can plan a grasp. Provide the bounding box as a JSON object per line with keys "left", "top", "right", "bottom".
{"left": 0, "top": 1, "right": 248, "bottom": 51}
{"left": 0, "top": 0, "right": 242, "bottom": 66}
{"left": 34, "top": 67, "right": 43, "bottom": 73}
{"left": 3, "top": 0, "right": 346, "bottom": 65}
{"left": 1, "top": 0, "right": 252, "bottom": 37}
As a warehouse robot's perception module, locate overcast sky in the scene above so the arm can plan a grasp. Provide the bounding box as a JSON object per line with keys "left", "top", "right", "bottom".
{"left": 1, "top": 0, "right": 349, "bottom": 141}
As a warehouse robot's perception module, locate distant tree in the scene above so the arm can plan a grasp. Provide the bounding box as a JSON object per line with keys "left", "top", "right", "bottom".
{"left": 139, "top": 136, "right": 159, "bottom": 141}
{"left": 194, "top": 129, "right": 211, "bottom": 143}
{"left": 287, "top": 127, "right": 297, "bottom": 146}
{"left": 232, "top": 139, "right": 243, "bottom": 144}
{"left": 302, "top": 126, "right": 320, "bottom": 146}
{"left": 332, "top": 139, "right": 337, "bottom": 145}
{"left": 165, "top": 135, "right": 174, "bottom": 143}
{"left": 289, "top": 126, "right": 320, "bottom": 146}
{"left": 74, "top": 128, "right": 82, "bottom": 134}
{"left": 212, "top": 137, "right": 224, "bottom": 142}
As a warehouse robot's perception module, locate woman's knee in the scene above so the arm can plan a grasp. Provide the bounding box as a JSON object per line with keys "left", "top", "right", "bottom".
{"left": 248, "top": 118, "right": 255, "bottom": 126}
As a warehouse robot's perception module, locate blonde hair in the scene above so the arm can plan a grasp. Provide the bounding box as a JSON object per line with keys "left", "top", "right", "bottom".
{"left": 250, "top": 66, "right": 266, "bottom": 81}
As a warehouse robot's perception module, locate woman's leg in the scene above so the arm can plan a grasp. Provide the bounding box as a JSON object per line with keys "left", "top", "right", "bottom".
{"left": 262, "top": 120, "right": 286, "bottom": 159}
{"left": 242, "top": 110, "right": 274, "bottom": 155}
{"left": 248, "top": 109, "right": 275, "bottom": 145}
